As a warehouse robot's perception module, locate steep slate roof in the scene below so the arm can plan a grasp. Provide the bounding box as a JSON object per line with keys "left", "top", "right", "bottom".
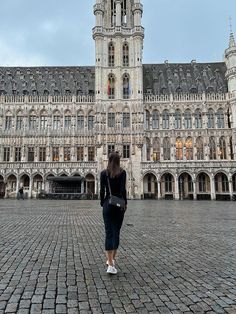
{"left": 0, "top": 62, "right": 228, "bottom": 96}
{"left": 0, "top": 66, "right": 95, "bottom": 96}
{"left": 143, "top": 62, "right": 228, "bottom": 95}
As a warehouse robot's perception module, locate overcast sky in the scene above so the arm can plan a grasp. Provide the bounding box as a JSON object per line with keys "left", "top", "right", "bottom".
{"left": 0, "top": 0, "right": 235, "bottom": 66}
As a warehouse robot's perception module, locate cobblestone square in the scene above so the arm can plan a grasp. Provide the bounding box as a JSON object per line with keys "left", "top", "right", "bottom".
{"left": 0, "top": 200, "right": 236, "bottom": 314}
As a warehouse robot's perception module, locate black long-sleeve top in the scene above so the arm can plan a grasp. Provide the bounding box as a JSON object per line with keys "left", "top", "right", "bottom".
{"left": 100, "top": 169, "right": 127, "bottom": 207}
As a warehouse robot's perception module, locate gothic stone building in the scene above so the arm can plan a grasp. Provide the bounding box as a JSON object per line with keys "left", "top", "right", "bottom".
{"left": 0, "top": 0, "right": 236, "bottom": 200}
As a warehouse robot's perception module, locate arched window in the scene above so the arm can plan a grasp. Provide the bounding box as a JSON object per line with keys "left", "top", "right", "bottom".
{"left": 195, "top": 109, "right": 202, "bottom": 129}
{"left": 209, "top": 137, "right": 216, "bottom": 160}
{"left": 184, "top": 109, "right": 192, "bottom": 129}
{"left": 29, "top": 111, "right": 38, "bottom": 130}
{"left": 153, "top": 138, "right": 160, "bottom": 161}
{"left": 53, "top": 111, "right": 61, "bottom": 130}
{"left": 207, "top": 109, "right": 215, "bottom": 128}
{"left": 219, "top": 137, "right": 227, "bottom": 160}
{"left": 230, "top": 136, "right": 234, "bottom": 160}
{"left": 196, "top": 137, "right": 204, "bottom": 160}
{"left": 40, "top": 110, "right": 48, "bottom": 130}
{"left": 233, "top": 174, "right": 236, "bottom": 192}
{"left": 162, "top": 110, "right": 169, "bottom": 129}
{"left": 108, "top": 42, "right": 115, "bottom": 67}
{"left": 152, "top": 110, "right": 159, "bottom": 129}
{"left": 123, "top": 111, "right": 130, "bottom": 128}
{"left": 163, "top": 137, "right": 171, "bottom": 161}
{"left": 108, "top": 109, "right": 115, "bottom": 128}
{"left": 108, "top": 74, "right": 115, "bottom": 99}
{"left": 64, "top": 111, "right": 71, "bottom": 129}
{"left": 5, "top": 113, "right": 13, "bottom": 130}
{"left": 216, "top": 109, "right": 224, "bottom": 129}
{"left": 176, "top": 138, "right": 183, "bottom": 160}
{"left": 185, "top": 137, "right": 193, "bottom": 160}
{"left": 215, "top": 173, "right": 229, "bottom": 193}
{"left": 198, "top": 173, "right": 210, "bottom": 192}
{"left": 121, "top": 0, "right": 127, "bottom": 25}
{"left": 165, "top": 174, "right": 173, "bottom": 193}
{"left": 146, "top": 138, "right": 151, "bottom": 161}
{"left": 111, "top": 0, "right": 116, "bottom": 26}
{"left": 174, "top": 110, "right": 182, "bottom": 129}
{"left": 77, "top": 111, "right": 84, "bottom": 130}
{"left": 123, "top": 74, "right": 130, "bottom": 99}
{"left": 145, "top": 110, "right": 150, "bottom": 130}
{"left": 123, "top": 43, "right": 129, "bottom": 67}
{"left": 88, "top": 112, "right": 94, "bottom": 130}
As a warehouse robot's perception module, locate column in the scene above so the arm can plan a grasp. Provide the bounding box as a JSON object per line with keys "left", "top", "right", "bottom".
{"left": 210, "top": 174, "right": 216, "bottom": 200}
{"left": 193, "top": 179, "right": 197, "bottom": 200}
{"left": 81, "top": 180, "right": 85, "bottom": 194}
{"left": 16, "top": 176, "right": 20, "bottom": 198}
{"left": 116, "top": 0, "right": 121, "bottom": 27}
{"left": 157, "top": 181, "right": 161, "bottom": 200}
{"left": 229, "top": 177, "right": 233, "bottom": 201}
{"left": 174, "top": 174, "right": 179, "bottom": 200}
{"left": 29, "top": 176, "right": 33, "bottom": 199}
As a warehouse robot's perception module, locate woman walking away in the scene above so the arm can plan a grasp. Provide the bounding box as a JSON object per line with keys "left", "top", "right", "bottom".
{"left": 100, "top": 152, "right": 127, "bottom": 275}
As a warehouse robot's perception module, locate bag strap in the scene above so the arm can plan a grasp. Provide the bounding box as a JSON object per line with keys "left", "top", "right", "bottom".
{"left": 106, "top": 171, "right": 113, "bottom": 196}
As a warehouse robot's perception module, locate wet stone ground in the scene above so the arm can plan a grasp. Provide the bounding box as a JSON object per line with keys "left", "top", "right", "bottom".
{"left": 0, "top": 200, "right": 236, "bottom": 314}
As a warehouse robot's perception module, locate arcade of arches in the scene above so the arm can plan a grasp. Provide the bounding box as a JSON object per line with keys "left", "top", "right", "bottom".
{"left": 1, "top": 173, "right": 96, "bottom": 199}
{"left": 143, "top": 172, "right": 236, "bottom": 201}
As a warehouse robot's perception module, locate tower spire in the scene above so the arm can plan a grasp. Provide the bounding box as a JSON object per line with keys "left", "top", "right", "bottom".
{"left": 229, "top": 17, "right": 235, "bottom": 48}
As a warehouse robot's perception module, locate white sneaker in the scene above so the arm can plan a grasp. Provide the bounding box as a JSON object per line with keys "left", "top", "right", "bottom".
{"left": 106, "top": 265, "right": 117, "bottom": 275}
{"left": 106, "top": 259, "right": 115, "bottom": 266}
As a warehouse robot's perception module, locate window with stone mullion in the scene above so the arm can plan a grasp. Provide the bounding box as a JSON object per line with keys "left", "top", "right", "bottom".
{"left": 3, "top": 147, "right": 10, "bottom": 162}
{"left": 108, "top": 113, "right": 115, "bottom": 128}
{"left": 5, "top": 116, "right": 12, "bottom": 130}
{"left": 123, "top": 112, "right": 130, "bottom": 128}
{"left": 15, "top": 147, "right": 21, "bottom": 162}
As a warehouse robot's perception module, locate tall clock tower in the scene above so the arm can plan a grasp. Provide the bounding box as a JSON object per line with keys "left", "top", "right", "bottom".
{"left": 93, "top": 0, "right": 144, "bottom": 198}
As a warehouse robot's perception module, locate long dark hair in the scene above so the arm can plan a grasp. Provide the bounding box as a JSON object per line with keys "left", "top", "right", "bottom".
{"left": 107, "top": 152, "right": 122, "bottom": 178}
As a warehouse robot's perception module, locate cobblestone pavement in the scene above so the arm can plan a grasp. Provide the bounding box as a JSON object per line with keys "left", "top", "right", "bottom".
{"left": 0, "top": 200, "right": 236, "bottom": 314}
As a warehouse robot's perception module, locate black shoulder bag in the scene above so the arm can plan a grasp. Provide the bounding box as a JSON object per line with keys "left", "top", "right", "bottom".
{"left": 106, "top": 172, "right": 126, "bottom": 210}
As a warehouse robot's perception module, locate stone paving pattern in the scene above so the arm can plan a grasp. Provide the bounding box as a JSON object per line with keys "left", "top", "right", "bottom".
{"left": 0, "top": 200, "right": 236, "bottom": 314}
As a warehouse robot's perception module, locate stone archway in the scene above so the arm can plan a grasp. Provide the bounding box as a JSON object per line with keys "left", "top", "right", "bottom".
{"left": 178, "top": 173, "right": 193, "bottom": 200}
{"left": 6, "top": 174, "right": 17, "bottom": 198}
{"left": 215, "top": 172, "right": 230, "bottom": 201}
{"left": 196, "top": 172, "right": 211, "bottom": 200}
{"left": 160, "top": 173, "right": 174, "bottom": 200}
{"left": 143, "top": 173, "right": 158, "bottom": 199}
{"left": 33, "top": 174, "right": 44, "bottom": 198}
{"left": 0, "top": 175, "right": 5, "bottom": 198}
{"left": 20, "top": 174, "right": 30, "bottom": 198}
{"left": 85, "top": 174, "right": 95, "bottom": 196}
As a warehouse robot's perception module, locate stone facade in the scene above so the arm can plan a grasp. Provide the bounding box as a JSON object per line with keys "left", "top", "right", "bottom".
{"left": 0, "top": 0, "right": 236, "bottom": 200}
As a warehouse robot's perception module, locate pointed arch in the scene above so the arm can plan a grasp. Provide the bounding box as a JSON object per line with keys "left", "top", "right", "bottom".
{"left": 174, "top": 109, "right": 182, "bottom": 129}
{"left": 195, "top": 109, "right": 202, "bottom": 129}
{"left": 176, "top": 137, "right": 183, "bottom": 160}
{"left": 163, "top": 137, "right": 171, "bottom": 160}
{"left": 209, "top": 137, "right": 216, "bottom": 160}
{"left": 216, "top": 108, "right": 224, "bottom": 128}
{"left": 153, "top": 137, "right": 160, "bottom": 161}
{"left": 108, "top": 74, "right": 115, "bottom": 99}
{"left": 123, "top": 42, "right": 129, "bottom": 67}
{"left": 184, "top": 109, "right": 192, "bottom": 129}
{"left": 108, "top": 42, "right": 115, "bottom": 67}
{"left": 196, "top": 137, "right": 204, "bottom": 160}
{"left": 185, "top": 137, "right": 193, "bottom": 160}
{"left": 123, "top": 73, "right": 130, "bottom": 99}
{"left": 152, "top": 110, "right": 159, "bottom": 129}
{"left": 219, "top": 136, "right": 227, "bottom": 160}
